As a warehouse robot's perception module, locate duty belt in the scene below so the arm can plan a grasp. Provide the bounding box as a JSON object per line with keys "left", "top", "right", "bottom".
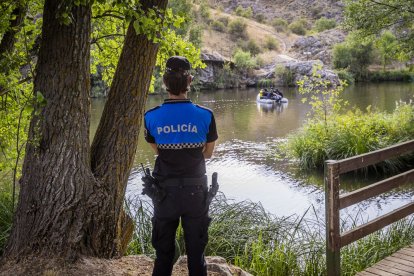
{"left": 160, "top": 175, "right": 207, "bottom": 187}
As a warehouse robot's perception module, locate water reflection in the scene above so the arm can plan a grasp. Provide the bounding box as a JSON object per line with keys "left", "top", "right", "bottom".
{"left": 256, "top": 102, "right": 288, "bottom": 114}
{"left": 90, "top": 82, "right": 414, "bottom": 221}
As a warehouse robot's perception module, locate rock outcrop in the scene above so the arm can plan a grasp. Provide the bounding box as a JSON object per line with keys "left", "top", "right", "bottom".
{"left": 291, "top": 29, "right": 346, "bottom": 66}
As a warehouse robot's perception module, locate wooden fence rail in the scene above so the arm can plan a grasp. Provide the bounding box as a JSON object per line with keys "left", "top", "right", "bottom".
{"left": 325, "top": 139, "right": 414, "bottom": 275}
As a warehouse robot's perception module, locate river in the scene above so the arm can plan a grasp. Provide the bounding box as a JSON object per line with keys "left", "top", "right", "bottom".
{"left": 91, "top": 82, "right": 414, "bottom": 224}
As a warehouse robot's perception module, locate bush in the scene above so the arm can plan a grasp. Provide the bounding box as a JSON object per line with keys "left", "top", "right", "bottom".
{"left": 199, "top": 1, "right": 211, "bottom": 19}
{"left": 314, "top": 17, "right": 337, "bottom": 32}
{"left": 217, "top": 16, "right": 229, "bottom": 26}
{"left": 274, "top": 65, "right": 295, "bottom": 86}
{"left": 233, "top": 49, "right": 256, "bottom": 70}
{"left": 211, "top": 20, "right": 226, "bottom": 32}
{"left": 188, "top": 26, "right": 203, "bottom": 48}
{"left": 234, "top": 5, "right": 253, "bottom": 18}
{"left": 335, "top": 69, "right": 355, "bottom": 84}
{"left": 288, "top": 19, "right": 307, "bottom": 35}
{"left": 228, "top": 18, "right": 248, "bottom": 39}
{"left": 0, "top": 188, "right": 13, "bottom": 255}
{"left": 238, "top": 39, "right": 261, "bottom": 56}
{"left": 332, "top": 39, "right": 374, "bottom": 80}
{"left": 264, "top": 36, "right": 279, "bottom": 51}
{"left": 255, "top": 13, "right": 266, "bottom": 23}
{"left": 272, "top": 18, "right": 288, "bottom": 33}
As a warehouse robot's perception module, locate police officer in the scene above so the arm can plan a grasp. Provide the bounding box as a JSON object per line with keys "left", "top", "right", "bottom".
{"left": 143, "top": 56, "right": 218, "bottom": 276}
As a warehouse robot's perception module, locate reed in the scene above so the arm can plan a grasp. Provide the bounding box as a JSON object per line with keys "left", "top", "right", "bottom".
{"left": 125, "top": 194, "right": 414, "bottom": 275}
{"left": 283, "top": 102, "right": 414, "bottom": 171}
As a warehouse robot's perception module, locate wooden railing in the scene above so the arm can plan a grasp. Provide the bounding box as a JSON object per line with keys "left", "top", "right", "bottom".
{"left": 325, "top": 139, "right": 414, "bottom": 275}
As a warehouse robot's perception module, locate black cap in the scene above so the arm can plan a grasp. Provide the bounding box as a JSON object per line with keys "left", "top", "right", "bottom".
{"left": 165, "top": 56, "right": 191, "bottom": 72}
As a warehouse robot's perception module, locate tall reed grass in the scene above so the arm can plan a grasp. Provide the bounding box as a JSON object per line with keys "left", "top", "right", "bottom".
{"left": 283, "top": 102, "right": 414, "bottom": 171}
{"left": 125, "top": 193, "right": 414, "bottom": 275}
{"left": 0, "top": 185, "right": 13, "bottom": 256}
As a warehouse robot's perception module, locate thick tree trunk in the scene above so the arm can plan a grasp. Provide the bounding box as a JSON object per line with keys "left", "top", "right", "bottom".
{"left": 4, "top": 0, "right": 113, "bottom": 260}
{"left": 90, "top": 0, "right": 168, "bottom": 255}
{"left": 4, "top": 0, "right": 170, "bottom": 262}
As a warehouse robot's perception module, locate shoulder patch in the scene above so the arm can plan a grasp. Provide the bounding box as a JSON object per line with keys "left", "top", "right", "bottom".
{"left": 144, "top": 105, "right": 161, "bottom": 115}
{"left": 195, "top": 104, "right": 213, "bottom": 114}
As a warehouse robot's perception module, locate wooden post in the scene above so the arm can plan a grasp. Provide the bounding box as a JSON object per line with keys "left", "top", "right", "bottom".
{"left": 325, "top": 160, "right": 341, "bottom": 276}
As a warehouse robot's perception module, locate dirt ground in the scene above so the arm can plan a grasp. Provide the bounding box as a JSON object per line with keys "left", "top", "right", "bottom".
{"left": 0, "top": 255, "right": 252, "bottom": 276}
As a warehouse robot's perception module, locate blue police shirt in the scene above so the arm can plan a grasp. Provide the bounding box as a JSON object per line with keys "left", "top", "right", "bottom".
{"left": 144, "top": 99, "right": 218, "bottom": 178}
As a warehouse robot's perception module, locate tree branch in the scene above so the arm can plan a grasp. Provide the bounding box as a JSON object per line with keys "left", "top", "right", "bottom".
{"left": 368, "top": 0, "right": 414, "bottom": 14}
{"left": 91, "top": 33, "right": 125, "bottom": 44}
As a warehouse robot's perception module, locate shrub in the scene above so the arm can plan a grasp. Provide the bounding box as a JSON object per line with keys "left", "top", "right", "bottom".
{"left": 188, "top": 26, "right": 203, "bottom": 48}
{"left": 274, "top": 65, "right": 295, "bottom": 86}
{"left": 217, "top": 16, "right": 229, "bottom": 26}
{"left": 255, "top": 56, "right": 265, "bottom": 67}
{"left": 234, "top": 5, "right": 253, "bottom": 18}
{"left": 228, "top": 18, "right": 248, "bottom": 39}
{"left": 199, "top": 1, "right": 211, "bottom": 19}
{"left": 314, "top": 17, "right": 337, "bottom": 32}
{"left": 238, "top": 39, "right": 261, "bottom": 56}
{"left": 288, "top": 19, "right": 307, "bottom": 35}
{"left": 335, "top": 69, "right": 355, "bottom": 84}
{"left": 366, "top": 70, "right": 414, "bottom": 82}
{"left": 272, "top": 18, "right": 288, "bottom": 33}
{"left": 0, "top": 188, "right": 13, "bottom": 255}
{"left": 332, "top": 39, "right": 374, "bottom": 80}
{"left": 255, "top": 13, "right": 266, "bottom": 23}
{"left": 264, "top": 36, "right": 279, "bottom": 51}
{"left": 211, "top": 20, "right": 226, "bottom": 32}
{"left": 233, "top": 49, "right": 256, "bottom": 70}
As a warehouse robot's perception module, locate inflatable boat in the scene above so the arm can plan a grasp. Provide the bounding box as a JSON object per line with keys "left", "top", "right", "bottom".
{"left": 256, "top": 94, "right": 288, "bottom": 104}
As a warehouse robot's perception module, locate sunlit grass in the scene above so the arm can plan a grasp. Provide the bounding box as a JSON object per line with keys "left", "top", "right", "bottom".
{"left": 283, "top": 102, "right": 414, "bottom": 171}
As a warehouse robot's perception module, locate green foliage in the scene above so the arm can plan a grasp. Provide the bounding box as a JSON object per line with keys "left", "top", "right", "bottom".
{"left": 228, "top": 18, "right": 248, "bottom": 39}
{"left": 188, "top": 26, "right": 203, "bottom": 48}
{"left": 375, "top": 31, "right": 399, "bottom": 71}
{"left": 233, "top": 49, "right": 256, "bottom": 71}
{"left": 335, "top": 69, "right": 355, "bottom": 84}
{"left": 285, "top": 100, "right": 414, "bottom": 170}
{"left": 272, "top": 18, "right": 288, "bottom": 33}
{"left": 332, "top": 35, "right": 374, "bottom": 80}
{"left": 215, "top": 62, "right": 236, "bottom": 89}
{"left": 0, "top": 187, "right": 13, "bottom": 255}
{"left": 167, "top": 0, "right": 193, "bottom": 36}
{"left": 297, "top": 64, "right": 348, "bottom": 128}
{"left": 344, "top": 0, "right": 414, "bottom": 60}
{"left": 234, "top": 5, "right": 253, "bottom": 18}
{"left": 366, "top": 70, "right": 414, "bottom": 82}
{"left": 274, "top": 65, "right": 295, "bottom": 86}
{"left": 257, "top": 79, "right": 274, "bottom": 87}
{"left": 263, "top": 36, "right": 279, "bottom": 51}
{"left": 91, "top": 2, "right": 204, "bottom": 92}
{"left": 288, "top": 19, "right": 308, "bottom": 35}
{"left": 199, "top": 0, "right": 211, "bottom": 20}
{"left": 255, "top": 13, "right": 266, "bottom": 23}
{"left": 238, "top": 39, "right": 261, "bottom": 56}
{"left": 217, "top": 16, "right": 229, "bottom": 27}
{"left": 211, "top": 20, "right": 226, "bottom": 32}
{"left": 314, "top": 17, "right": 336, "bottom": 32}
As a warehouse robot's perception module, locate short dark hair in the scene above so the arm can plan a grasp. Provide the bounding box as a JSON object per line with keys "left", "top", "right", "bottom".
{"left": 163, "top": 56, "right": 192, "bottom": 95}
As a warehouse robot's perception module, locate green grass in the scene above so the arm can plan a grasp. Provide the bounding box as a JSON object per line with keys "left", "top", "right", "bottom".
{"left": 125, "top": 193, "right": 414, "bottom": 275}
{"left": 0, "top": 185, "right": 13, "bottom": 256}
{"left": 283, "top": 102, "right": 414, "bottom": 171}
{"left": 366, "top": 70, "right": 414, "bottom": 82}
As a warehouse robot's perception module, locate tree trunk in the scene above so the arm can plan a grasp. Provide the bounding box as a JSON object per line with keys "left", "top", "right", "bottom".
{"left": 4, "top": 0, "right": 169, "bottom": 261}
{"left": 4, "top": 0, "right": 113, "bottom": 260}
{"left": 90, "top": 0, "right": 168, "bottom": 255}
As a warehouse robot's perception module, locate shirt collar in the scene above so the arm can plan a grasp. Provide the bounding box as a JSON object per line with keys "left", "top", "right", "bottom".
{"left": 163, "top": 99, "right": 192, "bottom": 104}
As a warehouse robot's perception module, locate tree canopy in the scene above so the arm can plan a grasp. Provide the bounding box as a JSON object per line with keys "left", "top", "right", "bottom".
{"left": 344, "top": 0, "right": 414, "bottom": 60}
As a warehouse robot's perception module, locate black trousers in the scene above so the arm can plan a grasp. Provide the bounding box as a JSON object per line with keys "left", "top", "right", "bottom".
{"left": 151, "top": 183, "right": 211, "bottom": 276}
